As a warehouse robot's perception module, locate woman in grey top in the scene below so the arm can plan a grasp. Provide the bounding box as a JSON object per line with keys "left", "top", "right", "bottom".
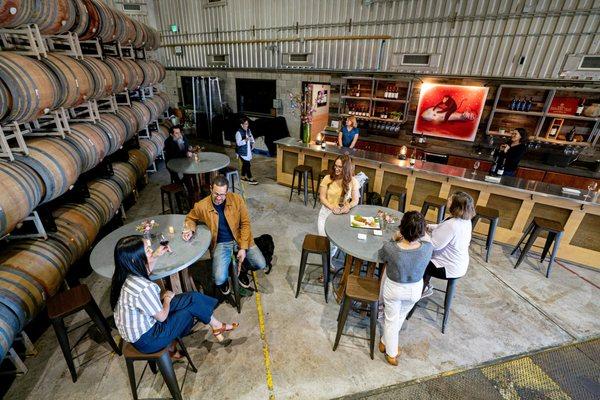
{"left": 378, "top": 211, "right": 433, "bottom": 366}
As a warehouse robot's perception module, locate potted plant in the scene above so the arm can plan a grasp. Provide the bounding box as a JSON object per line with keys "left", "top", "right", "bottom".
{"left": 289, "top": 92, "right": 316, "bottom": 144}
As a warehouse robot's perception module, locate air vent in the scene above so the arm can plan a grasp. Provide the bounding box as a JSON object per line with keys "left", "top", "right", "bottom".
{"left": 282, "top": 53, "right": 313, "bottom": 67}
{"left": 393, "top": 53, "right": 440, "bottom": 72}
{"left": 123, "top": 4, "right": 142, "bottom": 11}
{"left": 205, "top": 0, "right": 227, "bottom": 6}
{"left": 290, "top": 53, "right": 309, "bottom": 62}
{"left": 561, "top": 54, "right": 600, "bottom": 78}
{"left": 209, "top": 54, "right": 229, "bottom": 65}
{"left": 580, "top": 56, "right": 600, "bottom": 70}
{"left": 402, "top": 54, "right": 430, "bottom": 66}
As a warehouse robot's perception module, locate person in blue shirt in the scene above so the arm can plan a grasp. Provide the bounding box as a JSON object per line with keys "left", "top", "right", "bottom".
{"left": 337, "top": 116, "right": 359, "bottom": 149}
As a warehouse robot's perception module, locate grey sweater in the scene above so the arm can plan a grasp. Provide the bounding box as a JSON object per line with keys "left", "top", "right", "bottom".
{"left": 379, "top": 240, "right": 433, "bottom": 284}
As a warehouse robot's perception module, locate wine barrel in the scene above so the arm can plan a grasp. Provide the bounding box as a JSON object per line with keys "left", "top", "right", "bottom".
{"left": 115, "top": 106, "right": 139, "bottom": 141}
{"left": 96, "top": 113, "right": 127, "bottom": 155}
{"left": 150, "top": 60, "right": 166, "bottom": 83}
{"left": 161, "top": 118, "right": 174, "bottom": 131}
{"left": 0, "top": 266, "right": 45, "bottom": 331}
{"left": 71, "top": 0, "right": 89, "bottom": 38}
{"left": 69, "top": 123, "right": 110, "bottom": 168}
{"left": 0, "top": 53, "right": 60, "bottom": 123}
{"left": 143, "top": 98, "right": 160, "bottom": 122}
{"left": 41, "top": 53, "right": 93, "bottom": 109}
{"left": 144, "top": 26, "right": 160, "bottom": 51}
{"left": 130, "top": 101, "right": 152, "bottom": 128}
{"left": 0, "top": 80, "right": 10, "bottom": 122}
{"left": 156, "top": 125, "right": 169, "bottom": 141}
{"left": 0, "top": 237, "right": 72, "bottom": 296}
{"left": 30, "top": 0, "right": 76, "bottom": 35}
{"left": 92, "top": 0, "right": 115, "bottom": 43}
{"left": 120, "top": 13, "right": 136, "bottom": 46}
{"left": 127, "top": 149, "right": 149, "bottom": 177}
{"left": 0, "top": 159, "right": 45, "bottom": 237}
{"left": 0, "top": 0, "right": 33, "bottom": 28}
{"left": 78, "top": 0, "right": 100, "bottom": 41}
{"left": 103, "top": 57, "right": 127, "bottom": 94}
{"left": 121, "top": 59, "right": 144, "bottom": 90}
{"left": 78, "top": 57, "right": 113, "bottom": 100}
{"left": 87, "top": 179, "right": 123, "bottom": 225}
{"left": 131, "top": 18, "right": 146, "bottom": 49}
{"left": 53, "top": 205, "right": 100, "bottom": 260}
{"left": 14, "top": 138, "right": 83, "bottom": 204}
{"left": 139, "top": 138, "right": 158, "bottom": 165}
{"left": 150, "top": 131, "right": 165, "bottom": 154}
{"left": 136, "top": 60, "right": 159, "bottom": 87}
{"left": 111, "top": 162, "right": 137, "bottom": 198}
{"left": 0, "top": 303, "right": 21, "bottom": 362}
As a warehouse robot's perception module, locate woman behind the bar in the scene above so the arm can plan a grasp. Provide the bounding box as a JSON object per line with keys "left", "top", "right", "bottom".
{"left": 421, "top": 192, "right": 475, "bottom": 298}
{"left": 378, "top": 211, "right": 433, "bottom": 366}
{"left": 111, "top": 235, "right": 238, "bottom": 355}
{"left": 498, "top": 128, "right": 528, "bottom": 177}
{"left": 337, "top": 116, "right": 359, "bottom": 149}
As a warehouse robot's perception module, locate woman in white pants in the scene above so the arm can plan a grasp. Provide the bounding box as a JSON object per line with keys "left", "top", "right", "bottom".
{"left": 317, "top": 155, "right": 360, "bottom": 276}
{"left": 378, "top": 211, "right": 433, "bottom": 366}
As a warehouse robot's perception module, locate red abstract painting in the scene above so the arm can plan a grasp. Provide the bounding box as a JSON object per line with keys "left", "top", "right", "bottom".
{"left": 414, "top": 83, "right": 489, "bottom": 142}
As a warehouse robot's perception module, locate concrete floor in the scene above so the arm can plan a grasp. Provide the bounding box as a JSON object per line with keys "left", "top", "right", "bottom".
{"left": 5, "top": 148, "right": 600, "bottom": 400}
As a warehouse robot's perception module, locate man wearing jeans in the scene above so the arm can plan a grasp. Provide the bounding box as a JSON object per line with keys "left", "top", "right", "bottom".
{"left": 182, "top": 175, "right": 266, "bottom": 296}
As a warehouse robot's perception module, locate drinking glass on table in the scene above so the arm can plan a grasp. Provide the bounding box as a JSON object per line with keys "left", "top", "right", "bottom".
{"left": 472, "top": 160, "right": 480, "bottom": 176}
{"left": 159, "top": 233, "right": 173, "bottom": 254}
{"left": 585, "top": 181, "right": 598, "bottom": 200}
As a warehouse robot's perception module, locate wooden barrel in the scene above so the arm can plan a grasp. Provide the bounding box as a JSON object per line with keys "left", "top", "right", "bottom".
{"left": 161, "top": 118, "right": 174, "bottom": 131}
{"left": 14, "top": 138, "right": 83, "bottom": 204}
{"left": 0, "top": 80, "right": 10, "bottom": 122}
{"left": 111, "top": 162, "right": 137, "bottom": 198}
{"left": 78, "top": 0, "right": 100, "bottom": 41}
{"left": 0, "top": 237, "right": 72, "bottom": 296}
{"left": 150, "top": 131, "right": 165, "bottom": 154}
{"left": 150, "top": 60, "right": 166, "bottom": 83}
{"left": 139, "top": 138, "right": 158, "bottom": 165}
{"left": 96, "top": 113, "right": 127, "bottom": 155}
{"left": 131, "top": 18, "right": 146, "bottom": 49}
{"left": 87, "top": 179, "right": 123, "bottom": 225}
{"left": 115, "top": 106, "right": 139, "bottom": 141}
{"left": 156, "top": 125, "right": 169, "bottom": 142}
{"left": 71, "top": 0, "right": 89, "bottom": 38}
{"left": 41, "top": 53, "right": 93, "bottom": 109}
{"left": 144, "top": 98, "right": 160, "bottom": 122}
{"left": 92, "top": 0, "right": 115, "bottom": 43}
{"left": 0, "top": 159, "right": 45, "bottom": 237}
{"left": 0, "top": 303, "right": 21, "bottom": 362}
{"left": 78, "top": 57, "right": 113, "bottom": 100}
{"left": 0, "top": 0, "right": 33, "bottom": 28}
{"left": 0, "top": 53, "right": 60, "bottom": 123}
{"left": 30, "top": 0, "right": 76, "bottom": 35}
{"left": 144, "top": 26, "right": 160, "bottom": 50}
{"left": 0, "top": 267, "right": 45, "bottom": 331}
{"left": 130, "top": 101, "right": 152, "bottom": 128}
{"left": 53, "top": 204, "right": 100, "bottom": 260}
{"left": 103, "top": 57, "right": 127, "bottom": 94}
{"left": 69, "top": 123, "right": 110, "bottom": 167}
{"left": 121, "top": 59, "right": 144, "bottom": 90}
{"left": 127, "top": 149, "right": 149, "bottom": 177}
{"left": 120, "top": 13, "right": 136, "bottom": 45}
{"left": 136, "top": 60, "right": 159, "bottom": 87}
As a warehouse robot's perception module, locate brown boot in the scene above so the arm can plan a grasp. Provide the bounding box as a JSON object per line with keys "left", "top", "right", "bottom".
{"left": 379, "top": 340, "right": 400, "bottom": 366}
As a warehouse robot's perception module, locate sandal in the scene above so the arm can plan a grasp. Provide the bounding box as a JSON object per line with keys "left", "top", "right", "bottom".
{"left": 212, "top": 322, "right": 239, "bottom": 342}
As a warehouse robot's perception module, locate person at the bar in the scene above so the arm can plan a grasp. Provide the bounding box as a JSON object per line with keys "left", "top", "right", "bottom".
{"left": 497, "top": 128, "right": 528, "bottom": 177}
{"left": 164, "top": 125, "right": 192, "bottom": 183}
{"left": 337, "top": 116, "right": 359, "bottom": 149}
{"left": 378, "top": 211, "right": 433, "bottom": 366}
{"left": 236, "top": 117, "right": 258, "bottom": 185}
{"left": 111, "top": 235, "right": 238, "bottom": 355}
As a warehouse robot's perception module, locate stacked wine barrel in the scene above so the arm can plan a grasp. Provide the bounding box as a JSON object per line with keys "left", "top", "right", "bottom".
{"left": 0, "top": 1, "right": 170, "bottom": 362}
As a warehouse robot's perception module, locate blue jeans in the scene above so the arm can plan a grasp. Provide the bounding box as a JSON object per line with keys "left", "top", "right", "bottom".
{"left": 133, "top": 292, "right": 217, "bottom": 353}
{"left": 212, "top": 241, "right": 266, "bottom": 286}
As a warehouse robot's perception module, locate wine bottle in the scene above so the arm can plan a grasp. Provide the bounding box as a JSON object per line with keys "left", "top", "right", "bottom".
{"left": 394, "top": 86, "right": 398, "bottom": 99}
{"left": 576, "top": 98, "right": 585, "bottom": 116}
{"left": 497, "top": 157, "right": 505, "bottom": 176}
{"left": 566, "top": 127, "right": 576, "bottom": 142}
{"left": 509, "top": 97, "right": 516, "bottom": 110}
{"left": 384, "top": 85, "right": 389, "bottom": 99}
{"left": 490, "top": 147, "right": 499, "bottom": 175}
{"left": 526, "top": 97, "right": 533, "bottom": 112}
{"left": 517, "top": 97, "right": 525, "bottom": 111}
{"left": 356, "top": 84, "right": 361, "bottom": 97}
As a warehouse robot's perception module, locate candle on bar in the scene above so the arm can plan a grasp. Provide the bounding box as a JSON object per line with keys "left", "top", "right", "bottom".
{"left": 168, "top": 226, "right": 175, "bottom": 234}
{"left": 399, "top": 145, "right": 407, "bottom": 160}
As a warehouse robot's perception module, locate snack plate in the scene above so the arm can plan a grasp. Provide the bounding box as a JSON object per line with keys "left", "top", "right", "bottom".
{"left": 350, "top": 215, "right": 381, "bottom": 229}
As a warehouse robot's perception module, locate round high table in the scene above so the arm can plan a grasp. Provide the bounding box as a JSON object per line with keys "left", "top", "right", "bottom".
{"left": 90, "top": 214, "right": 211, "bottom": 293}
{"left": 324, "top": 205, "right": 403, "bottom": 302}
{"left": 167, "top": 153, "right": 230, "bottom": 203}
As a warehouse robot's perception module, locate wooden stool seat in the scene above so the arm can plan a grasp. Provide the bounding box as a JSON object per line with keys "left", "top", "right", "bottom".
{"left": 296, "top": 234, "right": 331, "bottom": 302}
{"left": 161, "top": 182, "right": 188, "bottom": 214}
{"left": 511, "top": 217, "right": 565, "bottom": 278}
{"left": 345, "top": 275, "right": 380, "bottom": 302}
{"left": 123, "top": 342, "right": 169, "bottom": 359}
{"left": 161, "top": 182, "right": 186, "bottom": 194}
{"left": 421, "top": 195, "right": 447, "bottom": 224}
{"left": 424, "top": 195, "right": 446, "bottom": 207}
{"left": 533, "top": 217, "right": 564, "bottom": 233}
{"left": 47, "top": 284, "right": 92, "bottom": 319}
{"left": 475, "top": 205, "right": 499, "bottom": 219}
{"left": 294, "top": 165, "right": 312, "bottom": 173}
{"left": 289, "top": 165, "right": 316, "bottom": 207}
{"left": 383, "top": 185, "right": 407, "bottom": 212}
{"left": 472, "top": 205, "right": 500, "bottom": 263}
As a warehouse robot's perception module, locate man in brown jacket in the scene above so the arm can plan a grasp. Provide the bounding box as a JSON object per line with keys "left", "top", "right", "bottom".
{"left": 182, "top": 175, "right": 265, "bottom": 295}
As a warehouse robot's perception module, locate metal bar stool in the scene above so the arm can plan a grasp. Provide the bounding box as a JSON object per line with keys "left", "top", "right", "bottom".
{"left": 471, "top": 205, "right": 500, "bottom": 263}
{"left": 421, "top": 195, "right": 447, "bottom": 224}
{"left": 289, "top": 165, "right": 316, "bottom": 207}
{"left": 333, "top": 275, "right": 380, "bottom": 359}
{"left": 223, "top": 165, "right": 244, "bottom": 196}
{"left": 406, "top": 277, "right": 459, "bottom": 334}
{"left": 511, "top": 217, "right": 564, "bottom": 278}
{"left": 383, "top": 185, "right": 407, "bottom": 212}
{"left": 296, "top": 234, "right": 331, "bottom": 302}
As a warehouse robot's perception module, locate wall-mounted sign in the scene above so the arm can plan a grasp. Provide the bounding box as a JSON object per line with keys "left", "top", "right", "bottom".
{"left": 170, "top": 24, "right": 178, "bottom": 33}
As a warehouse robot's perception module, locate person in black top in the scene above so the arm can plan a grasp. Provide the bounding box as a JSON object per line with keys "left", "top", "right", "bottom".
{"left": 164, "top": 125, "right": 192, "bottom": 183}
{"left": 498, "top": 128, "right": 527, "bottom": 177}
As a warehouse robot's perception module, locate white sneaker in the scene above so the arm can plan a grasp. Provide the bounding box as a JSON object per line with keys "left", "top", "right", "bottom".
{"left": 421, "top": 284, "right": 434, "bottom": 298}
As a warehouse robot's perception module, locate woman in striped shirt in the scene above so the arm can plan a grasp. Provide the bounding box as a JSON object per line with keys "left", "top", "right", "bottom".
{"left": 111, "top": 235, "right": 238, "bottom": 354}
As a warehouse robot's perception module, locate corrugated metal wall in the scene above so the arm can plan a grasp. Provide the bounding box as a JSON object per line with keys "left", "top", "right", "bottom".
{"left": 151, "top": 0, "right": 600, "bottom": 80}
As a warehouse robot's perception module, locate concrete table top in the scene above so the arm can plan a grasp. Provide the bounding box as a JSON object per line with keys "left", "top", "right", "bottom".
{"left": 167, "top": 152, "right": 230, "bottom": 175}
{"left": 324, "top": 205, "right": 403, "bottom": 263}
{"left": 89, "top": 214, "right": 211, "bottom": 281}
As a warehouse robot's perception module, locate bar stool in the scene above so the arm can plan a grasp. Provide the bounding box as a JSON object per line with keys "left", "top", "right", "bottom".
{"left": 383, "top": 185, "right": 407, "bottom": 212}
{"left": 47, "top": 284, "right": 121, "bottom": 382}
{"left": 358, "top": 178, "right": 369, "bottom": 205}
{"left": 421, "top": 195, "right": 447, "bottom": 224}
{"left": 223, "top": 165, "right": 244, "bottom": 196}
{"left": 406, "top": 277, "right": 459, "bottom": 334}
{"left": 160, "top": 182, "right": 189, "bottom": 214}
{"left": 124, "top": 338, "right": 197, "bottom": 400}
{"left": 296, "top": 234, "right": 331, "bottom": 302}
{"left": 471, "top": 205, "right": 500, "bottom": 263}
{"left": 511, "top": 217, "right": 564, "bottom": 278}
{"left": 333, "top": 275, "right": 380, "bottom": 359}
{"left": 289, "top": 165, "right": 316, "bottom": 207}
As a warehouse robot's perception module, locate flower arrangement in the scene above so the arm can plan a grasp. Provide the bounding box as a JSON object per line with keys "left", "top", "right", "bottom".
{"left": 136, "top": 219, "right": 159, "bottom": 234}
{"left": 289, "top": 92, "right": 316, "bottom": 124}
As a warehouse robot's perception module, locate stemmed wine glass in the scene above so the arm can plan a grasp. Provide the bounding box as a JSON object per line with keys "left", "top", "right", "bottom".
{"left": 159, "top": 233, "right": 173, "bottom": 255}
{"left": 472, "top": 161, "right": 480, "bottom": 176}
{"left": 585, "top": 181, "right": 598, "bottom": 200}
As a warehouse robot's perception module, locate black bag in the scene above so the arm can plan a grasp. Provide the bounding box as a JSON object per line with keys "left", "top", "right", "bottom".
{"left": 253, "top": 234, "right": 275, "bottom": 274}
{"left": 366, "top": 192, "right": 382, "bottom": 206}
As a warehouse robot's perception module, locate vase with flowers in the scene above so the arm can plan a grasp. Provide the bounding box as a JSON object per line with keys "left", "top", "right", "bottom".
{"left": 136, "top": 219, "right": 159, "bottom": 244}
{"left": 289, "top": 92, "right": 316, "bottom": 144}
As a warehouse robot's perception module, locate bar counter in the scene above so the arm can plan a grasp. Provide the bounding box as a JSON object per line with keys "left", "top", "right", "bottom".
{"left": 275, "top": 137, "right": 600, "bottom": 269}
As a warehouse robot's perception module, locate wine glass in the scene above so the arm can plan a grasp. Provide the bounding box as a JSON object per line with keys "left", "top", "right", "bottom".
{"left": 472, "top": 161, "right": 480, "bottom": 176}
{"left": 159, "top": 233, "right": 173, "bottom": 255}
{"left": 585, "top": 181, "right": 598, "bottom": 200}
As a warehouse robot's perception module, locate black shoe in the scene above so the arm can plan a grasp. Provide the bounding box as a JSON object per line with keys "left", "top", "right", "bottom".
{"left": 238, "top": 271, "right": 251, "bottom": 289}
{"left": 247, "top": 178, "right": 258, "bottom": 185}
{"left": 219, "top": 281, "right": 231, "bottom": 296}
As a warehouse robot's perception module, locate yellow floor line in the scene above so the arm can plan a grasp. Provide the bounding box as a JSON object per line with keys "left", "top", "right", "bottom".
{"left": 252, "top": 271, "right": 275, "bottom": 399}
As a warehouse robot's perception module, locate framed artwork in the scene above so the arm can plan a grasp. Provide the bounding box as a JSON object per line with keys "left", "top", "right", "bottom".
{"left": 413, "top": 83, "right": 489, "bottom": 142}
{"left": 316, "top": 89, "right": 328, "bottom": 107}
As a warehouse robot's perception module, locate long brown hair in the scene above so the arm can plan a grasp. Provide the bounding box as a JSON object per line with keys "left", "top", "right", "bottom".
{"left": 328, "top": 154, "right": 354, "bottom": 203}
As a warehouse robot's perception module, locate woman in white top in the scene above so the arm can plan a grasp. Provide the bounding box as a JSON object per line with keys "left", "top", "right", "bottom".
{"left": 235, "top": 117, "right": 258, "bottom": 185}
{"left": 422, "top": 191, "right": 475, "bottom": 297}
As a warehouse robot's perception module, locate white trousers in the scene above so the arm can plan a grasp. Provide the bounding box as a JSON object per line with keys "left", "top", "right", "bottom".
{"left": 317, "top": 205, "right": 338, "bottom": 259}
{"left": 382, "top": 277, "right": 423, "bottom": 357}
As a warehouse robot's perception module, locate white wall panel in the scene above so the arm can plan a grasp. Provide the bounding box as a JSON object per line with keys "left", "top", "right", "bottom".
{"left": 151, "top": 0, "right": 600, "bottom": 80}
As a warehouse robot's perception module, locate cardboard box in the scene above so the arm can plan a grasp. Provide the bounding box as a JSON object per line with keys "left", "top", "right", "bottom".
{"left": 549, "top": 97, "right": 579, "bottom": 115}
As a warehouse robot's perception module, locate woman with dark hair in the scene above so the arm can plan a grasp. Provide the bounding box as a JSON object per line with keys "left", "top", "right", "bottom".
{"left": 235, "top": 117, "right": 258, "bottom": 185}
{"left": 378, "top": 211, "right": 433, "bottom": 366}
{"left": 111, "top": 235, "right": 238, "bottom": 355}
{"left": 498, "top": 128, "right": 528, "bottom": 177}
{"left": 422, "top": 191, "right": 475, "bottom": 298}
